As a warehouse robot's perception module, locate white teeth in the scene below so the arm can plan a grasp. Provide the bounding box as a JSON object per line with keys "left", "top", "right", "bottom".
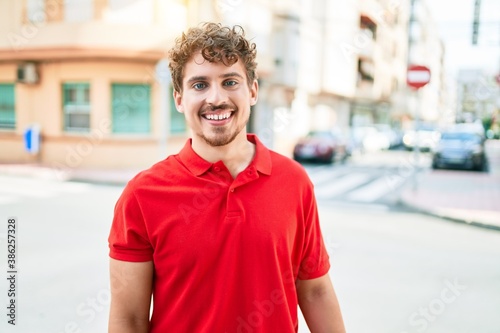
{"left": 205, "top": 113, "right": 231, "bottom": 120}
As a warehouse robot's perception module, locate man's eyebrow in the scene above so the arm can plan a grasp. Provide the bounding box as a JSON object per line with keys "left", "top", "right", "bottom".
{"left": 186, "top": 72, "right": 244, "bottom": 84}
{"left": 220, "top": 72, "right": 244, "bottom": 79}
{"left": 186, "top": 76, "right": 208, "bottom": 84}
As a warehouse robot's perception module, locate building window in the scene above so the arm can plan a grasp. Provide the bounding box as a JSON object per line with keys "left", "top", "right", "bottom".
{"left": 27, "top": 0, "right": 46, "bottom": 23}
{"left": 64, "top": 0, "right": 94, "bottom": 22}
{"left": 0, "top": 84, "right": 16, "bottom": 130}
{"left": 112, "top": 84, "right": 151, "bottom": 134}
{"left": 63, "top": 83, "right": 91, "bottom": 132}
{"left": 357, "top": 59, "right": 375, "bottom": 83}
{"left": 360, "top": 15, "right": 377, "bottom": 40}
{"left": 169, "top": 86, "right": 186, "bottom": 134}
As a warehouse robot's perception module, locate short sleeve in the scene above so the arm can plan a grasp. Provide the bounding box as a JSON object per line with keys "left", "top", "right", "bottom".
{"left": 297, "top": 183, "right": 330, "bottom": 280}
{"left": 108, "top": 183, "right": 153, "bottom": 262}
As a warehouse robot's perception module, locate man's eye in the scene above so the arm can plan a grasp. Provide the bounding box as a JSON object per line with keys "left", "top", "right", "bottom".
{"left": 224, "top": 80, "right": 237, "bottom": 87}
{"left": 193, "top": 83, "right": 206, "bottom": 90}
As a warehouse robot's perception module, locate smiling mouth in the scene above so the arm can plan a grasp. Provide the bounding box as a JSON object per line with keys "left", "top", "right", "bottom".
{"left": 202, "top": 112, "right": 233, "bottom": 121}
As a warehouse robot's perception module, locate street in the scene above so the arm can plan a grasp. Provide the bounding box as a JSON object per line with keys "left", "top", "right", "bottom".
{"left": 303, "top": 149, "right": 432, "bottom": 209}
{"left": 0, "top": 150, "right": 499, "bottom": 333}
{"left": 300, "top": 204, "right": 500, "bottom": 333}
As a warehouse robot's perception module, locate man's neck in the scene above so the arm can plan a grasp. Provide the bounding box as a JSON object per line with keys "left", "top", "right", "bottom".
{"left": 191, "top": 132, "right": 256, "bottom": 178}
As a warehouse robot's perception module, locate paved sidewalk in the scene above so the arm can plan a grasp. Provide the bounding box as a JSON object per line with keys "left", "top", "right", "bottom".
{"left": 0, "top": 163, "right": 141, "bottom": 186}
{"left": 399, "top": 139, "right": 500, "bottom": 231}
{"left": 399, "top": 170, "right": 500, "bottom": 231}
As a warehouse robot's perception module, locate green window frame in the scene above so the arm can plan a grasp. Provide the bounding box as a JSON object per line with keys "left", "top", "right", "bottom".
{"left": 112, "top": 83, "right": 151, "bottom": 134}
{"left": 0, "top": 84, "right": 16, "bottom": 130}
{"left": 169, "top": 86, "right": 186, "bottom": 134}
{"left": 63, "top": 83, "right": 91, "bottom": 132}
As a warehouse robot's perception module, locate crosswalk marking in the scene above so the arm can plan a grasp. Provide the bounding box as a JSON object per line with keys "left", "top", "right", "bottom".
{"left": 305, "top": 166, "right": 348, "bottom": 185}
{"left": 303, "top": 165, "right": 412, "bottom": 204}
{"left": 313, "top": 173, "right": 372, "bottom": 199}
{"left": 346, "top": 176, "right": 395, "bottom": 202}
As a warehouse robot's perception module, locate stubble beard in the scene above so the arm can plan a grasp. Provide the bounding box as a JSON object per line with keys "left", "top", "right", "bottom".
{"left": 197, "top": 102, "right": 250, "bottom": 147}
{"left": 198, "top": 113, "right": 249, "bottom": 147}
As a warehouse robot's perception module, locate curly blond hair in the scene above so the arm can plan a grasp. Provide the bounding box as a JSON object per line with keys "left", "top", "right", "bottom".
{"left": 167, "top": 22, "right": 258, "bottom": 93}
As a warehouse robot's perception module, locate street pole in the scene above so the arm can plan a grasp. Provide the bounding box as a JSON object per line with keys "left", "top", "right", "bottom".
{"left": 155, "top": 59, "right": 171, "bottom": 160}
{"left": 407, "top": 0, "right": 419, "bottom": 192}
{"left": 413, "top": 89, "right": 421, "bottom": 191}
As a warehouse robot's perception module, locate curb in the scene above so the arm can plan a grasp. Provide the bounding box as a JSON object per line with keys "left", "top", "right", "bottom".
{"left": 0, "top": 164, "right": 138, "bottom": 187}
{"left": 398, "top": 196, "right": 500, "bottom": 232}
{"left": 66, "top": 176, "right": 129, "bottom": 187}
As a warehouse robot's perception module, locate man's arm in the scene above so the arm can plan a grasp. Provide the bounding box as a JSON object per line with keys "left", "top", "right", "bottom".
{"left": 296, "top": 274, "right": 346, "bottom": 333}
{"left": 108, "top": 258, "right": 154, "bottom": 333}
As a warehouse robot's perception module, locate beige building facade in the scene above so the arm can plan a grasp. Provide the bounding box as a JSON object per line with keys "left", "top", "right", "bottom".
{"left": 0, "top": 0, "right": 189, "bottom": 169}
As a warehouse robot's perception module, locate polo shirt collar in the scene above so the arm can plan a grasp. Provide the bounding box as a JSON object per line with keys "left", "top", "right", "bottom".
{"left": 248, "top": 134, "right": 272, "bottom": 175}
{"left": 178, "top": 134, "right": 272, "bottom": 177}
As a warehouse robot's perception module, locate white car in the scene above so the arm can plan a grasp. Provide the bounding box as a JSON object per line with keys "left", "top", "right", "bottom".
{"left": 403, "top": 125, "right": 441, "bottom": 151}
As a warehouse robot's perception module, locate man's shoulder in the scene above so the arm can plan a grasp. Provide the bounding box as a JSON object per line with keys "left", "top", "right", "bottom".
{"left": 127, "top": 154, "right": 182, "bottom": 188}
{"left": 267, "top": 149, "right": 310, "bottom": 180}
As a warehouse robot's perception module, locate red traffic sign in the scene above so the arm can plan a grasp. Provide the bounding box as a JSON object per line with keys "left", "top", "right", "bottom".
{"left": 407, "top": 65, "right": 431, "bottom": 89}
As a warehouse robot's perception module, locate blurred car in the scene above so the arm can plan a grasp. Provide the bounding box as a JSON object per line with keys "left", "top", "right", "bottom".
{"left": 403, "top": 123, "right": 441, "bottom": 151}
{"left": 432, "top": 130, "right": 487, "bottom": 171}
{"left": 352, "top": 125, "right": 390, "bottom": 152}
{"left": 373, "top": 124, "right": 403, "bottom": 149}
{"left": 351, "top": 124, "right": 402, "bottom": 152}
{"left": 293, "top": 130, "right": 350, "bottom": 164}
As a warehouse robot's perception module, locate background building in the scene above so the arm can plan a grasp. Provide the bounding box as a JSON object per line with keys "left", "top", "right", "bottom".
{"left": 0, "top": 0, "right": 193, "bottom": 168}
{"left": 456, "top": 69, "right": 500, "bottom": 137}
{"left": 0, "top": 0, "right": 447, "bottom": 169}
{"left": 403, "top": 0, "right": 448, "bottom": 128}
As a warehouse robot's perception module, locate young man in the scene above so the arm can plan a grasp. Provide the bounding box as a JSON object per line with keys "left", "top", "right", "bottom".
{"left": 108, "top": 23, "right": 345, "bottom": 333}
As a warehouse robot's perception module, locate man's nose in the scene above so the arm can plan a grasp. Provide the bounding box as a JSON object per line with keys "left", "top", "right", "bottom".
{"left": 206, "top": 85, "right": 227, "bottom": 105}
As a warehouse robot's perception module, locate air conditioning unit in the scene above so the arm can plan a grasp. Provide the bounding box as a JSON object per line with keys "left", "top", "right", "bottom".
{"left": 17, "top": 62, "right": 39, "bottom": 84}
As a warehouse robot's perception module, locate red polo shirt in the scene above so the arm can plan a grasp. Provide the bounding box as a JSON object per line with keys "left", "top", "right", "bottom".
{"left": 108, "top": 134, "right": 330, "bottom": 332}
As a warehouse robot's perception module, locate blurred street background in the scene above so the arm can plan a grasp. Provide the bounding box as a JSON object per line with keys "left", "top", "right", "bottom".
{"left": 0, "top": 0, "right": 499, "bottom": 332}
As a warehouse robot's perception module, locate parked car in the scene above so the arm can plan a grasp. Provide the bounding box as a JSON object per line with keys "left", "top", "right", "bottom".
{"left": 432, "top": 130, "right": 487, "bottom": 171}
{"left": 403, "top": 123, "right": 441, "bottom": 151}
{"left": 352, "top": 125, "right": 390, "bottom": 152}
{"left": 373, "top": 124, "right": 403, "bottom": 149}
{"left": 293, "top": 130, "right": 350, "bottom": 164}
{"left": 351, "top": 124, "right": 402, "bottom": 152}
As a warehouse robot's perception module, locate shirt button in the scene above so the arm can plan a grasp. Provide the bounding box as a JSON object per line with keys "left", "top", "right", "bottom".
{"left": 214, "top": 166, "right": 221, "bottom": 172}
{"left": 230, "top": 189, "right": 235, "bottom": 192}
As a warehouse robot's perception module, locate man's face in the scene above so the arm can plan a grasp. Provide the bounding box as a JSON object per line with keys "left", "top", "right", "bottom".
{"left": 174, "top": 52, "right": 258, "bottom": 147}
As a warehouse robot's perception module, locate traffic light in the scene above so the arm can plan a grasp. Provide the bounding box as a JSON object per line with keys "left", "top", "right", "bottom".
{"left": 472, "top": 0, "right": 481, "bottom": 45}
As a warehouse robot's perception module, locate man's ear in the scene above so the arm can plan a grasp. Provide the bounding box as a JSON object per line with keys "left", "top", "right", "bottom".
{"left": 173, "top": 90, "right": 184, "bottom": 113}
{"left": 249, "top": 79, "right": 258, "bottom": 106}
